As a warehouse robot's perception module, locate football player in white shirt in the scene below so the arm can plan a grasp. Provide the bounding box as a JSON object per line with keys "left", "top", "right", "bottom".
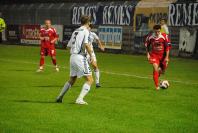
{"left": 87, "top": 24, "right": 105, "bottom": 88}
{"left": 56, "top": 16, "right": 94, "bottom": 105}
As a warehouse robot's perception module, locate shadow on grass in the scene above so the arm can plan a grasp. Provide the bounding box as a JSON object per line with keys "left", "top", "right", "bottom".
{"left": 33, "top": 85, "right": 62, "bottom": 88}
{"left": 8, "top": 69, "right": 33, "bottom": 72}
{"left": 13, "top": 100, "right": 83, "bottom": 106}
{"left": 13, "top": 100, "right": 57, "bottom": 104}
{"left": 33, "top": 85, "right": 81, "bottom": 88}
{"left": 104, "top": 86, "right": 149, "bottom": 90}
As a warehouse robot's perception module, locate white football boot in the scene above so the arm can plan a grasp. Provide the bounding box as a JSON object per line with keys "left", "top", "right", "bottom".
{"left": 55, "top": 66, "right": 59, "bottom": 72}
{"left": 75, "top": 99, "right": 88, "bottom": 105}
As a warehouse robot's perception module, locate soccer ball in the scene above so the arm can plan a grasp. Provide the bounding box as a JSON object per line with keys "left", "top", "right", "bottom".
{"left": 160, "top": 80, "right": 170, "bottom": 89}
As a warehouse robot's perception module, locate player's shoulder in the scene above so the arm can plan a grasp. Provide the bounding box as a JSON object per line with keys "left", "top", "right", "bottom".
{"left": 78, "top": 26, "right": 89, "bottom": 32}
{"left": 40, "top": 27, "right": 45, "bottom": 31}
{"left": 160, "top": 33, "right": 168, "bottom": 40}
{"left": 48, "top": 27, "right": 56, "bottom": 33}
{"left": 91, "top": 31, "right": 97, "bottom": 36}
{"left": 146, "top": 32, "right": 155, "bottom": 40}
{"left": 161, "top": 33, "right": 167, "bottom": 37}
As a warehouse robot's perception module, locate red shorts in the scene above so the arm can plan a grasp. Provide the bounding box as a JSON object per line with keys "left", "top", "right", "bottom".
{"left": 40, "top": 47, "right": 56, "bottom": 56}
{"left": 149, "top": 53, "right": 168, "bottom": 71}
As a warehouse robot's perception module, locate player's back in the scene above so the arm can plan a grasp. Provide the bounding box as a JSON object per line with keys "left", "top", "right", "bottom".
{"left": 68, "top": 26, "right": 89, "bottom": 55}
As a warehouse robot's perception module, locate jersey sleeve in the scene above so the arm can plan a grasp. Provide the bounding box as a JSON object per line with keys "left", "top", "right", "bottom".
{"left": 52, "top": 28, "right": 58, "bottom": 38}
{"left": 67, "top": 39, "right": 72, "bottom": 47}
{"left": 92, "top": 32, "right": 99, "bottom": 40}
{"left": 39, "top": 28, "right": 44, "bottom": 37}
{"left": 83, "top": 29, "right": 89, "bottom": 44}
{"left": 163, "top": 33, "right": 171, "bottom": 51}
{"left": 144, "top": 34, "right": 151, "bottom": 48}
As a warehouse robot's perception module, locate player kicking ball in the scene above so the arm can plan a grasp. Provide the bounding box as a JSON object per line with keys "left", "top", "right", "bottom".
{"left": 56, "top": 16, "right": 94, "bottom": 105}
{"left": 87, "top": 24, "right": 105, "bottom": 88}
{"left": 37, "top": 20, "right": 59, "bottom": 72}
{"left": 144, "top": 25, "right": 171, "bottom": 90}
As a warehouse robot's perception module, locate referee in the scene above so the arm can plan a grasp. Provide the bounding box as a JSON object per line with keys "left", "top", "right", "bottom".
{"left": 0, "top": 13, "right": 6, "bottom": 43}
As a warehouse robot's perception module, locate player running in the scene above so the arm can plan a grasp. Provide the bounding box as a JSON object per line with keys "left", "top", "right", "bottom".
{"left": 87, "top": 24, "right": 105, "bottom": 88}
{"left": 144, "top": 25, "right": 171, "bottom": 90}
{"left": 37, "top": 20, "right": 59, "bottom": 72}
{"left": 56, "top": 16, "right": 94, "bottom": 105}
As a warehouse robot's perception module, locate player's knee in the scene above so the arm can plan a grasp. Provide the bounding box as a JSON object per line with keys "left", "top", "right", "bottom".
{"left": 69, "top": 76, "right": 77, "bottom": 86}
{"left": 87, "top": 76, "right": 94, "bottom": 85}
{"left": 92, "top": 62, "right": 98, "bottom": 70}
{"left": 52, "top": 56, "right": 56, "bottom": 60}
{"left": 41, "top": 56, "right": 45, "bottom": 59}
{"left": 153, "top": 64, "right": 159, "bottom": 71}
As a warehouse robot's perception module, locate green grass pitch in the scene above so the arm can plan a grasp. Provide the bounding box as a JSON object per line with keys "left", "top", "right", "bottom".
{"left": 0, "top": 44, "right": 198, "bottom": 133}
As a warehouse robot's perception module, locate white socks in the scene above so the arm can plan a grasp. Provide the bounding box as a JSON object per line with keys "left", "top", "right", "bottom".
{"left": 94, "top": 69, "right": 100, "bottom": 84}
{"left": 77, "top": 83, "right": 91, "bottom": 101}
{"left": 58, "top": 82, "right": 71, "bottom": 99}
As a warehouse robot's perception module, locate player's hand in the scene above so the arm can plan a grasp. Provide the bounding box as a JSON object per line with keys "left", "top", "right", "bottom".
{"left": 165, "top": 57, "right": 169, "bottom": 64}
{"left": 99, "top": 45, "right": 105, "bottom": 51}
{"left": 45, "top": 37, "right": 50, "bottom": 41}
{"left": 147, "top": 53, "right": 150, "bottom": 60}
{"left": 90, "top": 56, "right": 94, "bottom": 63}
{"left": 51, "top": 40, "right": 55, "bottom": 44}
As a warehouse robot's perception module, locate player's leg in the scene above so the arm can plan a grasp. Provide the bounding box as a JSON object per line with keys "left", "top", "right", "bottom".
{"left": 51, "top": 56, "right": 59, "bottom": 72}
{"left": 75, "top": 56, "right": 93, "bottom": 105}
{"left": 160, "top": 59, "right": 168, "bottom": 74}
{"left": 37, "top": 55, "right": 45, "bottom": 72}
{"left": 153, "top": 63, "right": 160, "bottom": 90}
{"left": 91, "top": 60, "right": 101, "bottom": 88}
{"left": 50, "top": 49, "right": 59, "bottom": 72}
{"left": 56, "top": 76, "right": 77, "bottom": 103}
{"left": 37, "top": 48, "right": 47, "bottom": 72}
{"left": 76, "top": 75, "right": 93, "bottom": 105}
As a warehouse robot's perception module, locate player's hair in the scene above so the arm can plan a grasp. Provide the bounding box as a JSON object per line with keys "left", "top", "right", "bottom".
{"left": 89, "top": 24, "right": 94, "bottom": 29}
{"left": 160, "top": 18, "right": 166, "bottom": 21}
{"left": 153, "top": 25, "right": 161, "bottom": 30}
{"left": 81, "top": 15, "right": 91, "bottom": 25}
{"left": 45, "top": 19, "right": 51, "bottom": 22}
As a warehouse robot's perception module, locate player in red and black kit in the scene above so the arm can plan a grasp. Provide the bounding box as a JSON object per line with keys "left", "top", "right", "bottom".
{"left": 144, "top": 25, "right": 171, "bottom": 90}
{"left": 37, "top": 20, "right": 59, "bottom": 72}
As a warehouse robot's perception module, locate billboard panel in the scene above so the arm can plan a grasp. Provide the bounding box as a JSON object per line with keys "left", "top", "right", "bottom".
{"left": 98, "top": 26, "right": 122, "bottom": 49}
{"left": 20, "top": 25, "right": 40, "bottom": 45}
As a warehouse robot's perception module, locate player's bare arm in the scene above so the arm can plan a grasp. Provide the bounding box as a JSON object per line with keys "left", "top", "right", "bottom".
{"left": 39, "top": 33, "right": 45, "bottom": 41}
{"left": 85, "top": 43, "right": 94, "bottom": 63}
{"left": 96, "top": 39, "right": 105, "bottom": 51}
{"left": 145, "top": 43, "right": 150, "bottom": 60}
{"left": 165, "top": 50, "right": 170, "bottom": 63}
{"left": 50, "top": 37, "right": 58, "bottom": 44}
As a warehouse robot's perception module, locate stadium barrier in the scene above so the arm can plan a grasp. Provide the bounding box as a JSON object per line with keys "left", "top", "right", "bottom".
{"left": 0, "top": 1, "right": 198, "bottom": 58}
{"left": 5, "top": 25, "right": 20, "bottom": 44}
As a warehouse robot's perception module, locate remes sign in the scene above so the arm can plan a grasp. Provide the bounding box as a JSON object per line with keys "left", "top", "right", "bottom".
{"left": 72, "top": 5, "right": 135, "bottom": 26}
{"left": 169, "top": 3, "right": 198, "bottom": 26}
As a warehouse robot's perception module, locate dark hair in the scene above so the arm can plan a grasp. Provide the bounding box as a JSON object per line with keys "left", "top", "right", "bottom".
{"left": 81, "top": 15, "right": 91, "bottom": 25}
{"left": 89, "top": 24, "right": 94, "bottom": 29}
{"left": 153, "top": 25, "right": 161, "bottom": 30}
{"left": 160, "top": 18, "right": 166, "bottom": 21}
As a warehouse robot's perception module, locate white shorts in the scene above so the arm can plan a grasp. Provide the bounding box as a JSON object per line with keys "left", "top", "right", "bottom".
{"left": 70, "top": 54, "right": 92, "bottom": 78}
{"left": 87, "top": 51, "right": 97, "bottom": 64}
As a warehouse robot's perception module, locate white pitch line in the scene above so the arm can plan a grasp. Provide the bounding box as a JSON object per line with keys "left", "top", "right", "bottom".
{"left": 0, "top": 58, "right": 197, "bottom": 85}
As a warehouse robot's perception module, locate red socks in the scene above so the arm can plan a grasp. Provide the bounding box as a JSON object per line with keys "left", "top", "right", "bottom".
{"left": 39, "top": 57, "right": 57, "bottom": 68}
{"left": 40, "top": 57, "right": 44, "bottom": 67}
{"left": 153, "top": 71, "right": 159, "bottom": 88}
{"left": 52, "top": 58, "right": 57, "bottom": 66}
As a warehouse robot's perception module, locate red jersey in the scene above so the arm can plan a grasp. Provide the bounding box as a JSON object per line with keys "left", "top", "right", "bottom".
{"left": 40, "top": 27, "right": 58, "bottom": 48}
{"left": 144, "top": 33, "right": 171, "bottom": 55}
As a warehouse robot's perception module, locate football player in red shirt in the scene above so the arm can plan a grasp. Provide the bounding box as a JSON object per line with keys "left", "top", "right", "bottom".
{"left": 37, "top": 20, "right": 59, "bottom": 72}
{"left": 144, "top": 25, "right": 171, "bottom": 90}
